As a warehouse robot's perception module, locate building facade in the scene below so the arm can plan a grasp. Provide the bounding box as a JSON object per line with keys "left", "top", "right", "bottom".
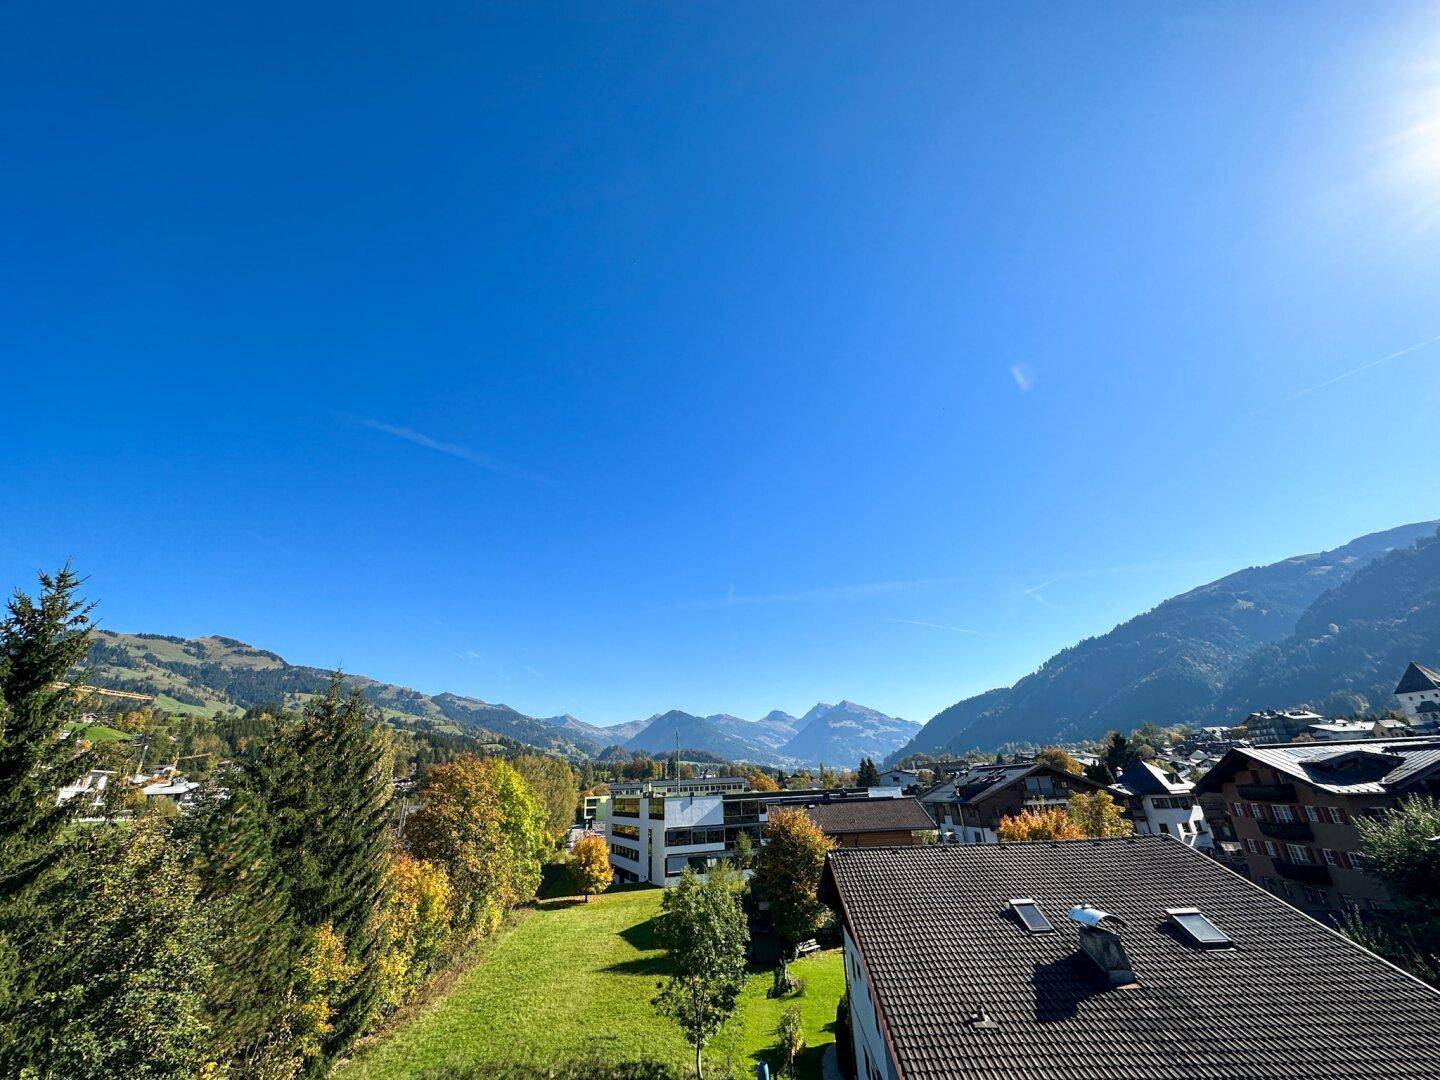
{"left": 1115, "top": 762, "right": 1213, "bottom": 849}
{"left": 1395, "top": 660, "right": 1440, "bottom": 722}
{"left": 1195, "top": 736, "right": 1440, "bottom": 918}
{"left": 597, "top": 786, "right": 905, "bottom": 886}
{"left": 920, "top": 762, "right": 1113, "bottom": 845}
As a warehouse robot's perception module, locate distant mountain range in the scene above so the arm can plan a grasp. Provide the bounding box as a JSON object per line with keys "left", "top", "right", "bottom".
{"left": 895, "top": 519, "right": 1440, "bottom": 759}
{"left": 621, "top": 703, "right": 918, "bottom": 768}
{"left": 80, "top": 631, "right": 917, "bottom": 767}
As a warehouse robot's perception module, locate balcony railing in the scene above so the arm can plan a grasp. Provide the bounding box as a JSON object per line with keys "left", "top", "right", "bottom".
{"left": 1237, "top": 782, "right": 1298, "bottom": 802}
{"left": 1257, "top": 820, "right": 1314, "bottom": 841}
{"left": 1275, "top": 860, "right": 1331, "bottom": 886}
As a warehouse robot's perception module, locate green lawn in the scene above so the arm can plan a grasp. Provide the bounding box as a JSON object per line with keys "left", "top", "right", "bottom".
{"left": 66, "top": 721, "right": 132, "bottom": 743}
{"left": 334, "top": 887, "right": 843, "bottom": 1080}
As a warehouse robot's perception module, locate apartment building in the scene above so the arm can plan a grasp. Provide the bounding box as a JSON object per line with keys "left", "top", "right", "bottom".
{"left": 596, "top": 786, "right": 904, "bottom": 885}
{"left": 1194, "top": 736, "right": 1440, "bottom": 917}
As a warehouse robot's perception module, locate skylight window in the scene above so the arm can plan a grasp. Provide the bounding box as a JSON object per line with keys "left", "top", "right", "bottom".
{"left": 1008, "top": 898, "right": 1054, "bottom": 934}
{"left": 1166, "top": 907, "right": 1232, "bottom": 948}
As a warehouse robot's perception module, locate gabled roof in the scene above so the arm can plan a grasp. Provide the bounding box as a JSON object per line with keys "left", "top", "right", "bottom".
{"left": 821, "top": 838, "right": 1440, "bottom": 1080}
{"left": 1115, "top": 761, "right": 1193, "bottom": 797}
{"left": 1396, "top": 661, "right": 1440, "bottom": 695}
{"left": 1194, "top": 736, "right": 1440, "bottom": 796}
{"left": 920, "top": 762, "right": 1107, "bottom": 807}
{"left": 803, "top": 797, "right": 935, "bottom": 835}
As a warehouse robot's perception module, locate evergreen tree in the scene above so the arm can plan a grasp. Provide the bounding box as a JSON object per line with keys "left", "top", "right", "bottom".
{"left": 177, "top": 783, "right": 308, "bottom": 1079}
{"left": 856, "top": 757, "right": 880, "bottom": 787}
{"left": 236, "top": 676, "right": 395, "bottom": 1068}
{"left": 0, "top": 567, "right": 94, "bottom": 1039}
{"left": 3, "top": 819, "right": 216, "bottom": 1080}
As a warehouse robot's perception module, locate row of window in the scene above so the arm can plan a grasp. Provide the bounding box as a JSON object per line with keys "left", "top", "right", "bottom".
{"left": 1241, "top": 837, "right": 1365, "bottom": 869}
{"left": 1257, "top": 875, "right": 1385, "bottom": 913}
{"left": 611, "top": 823, "right": 642, "bottom": 841}
{"left": 1232, "top": 800, "right": 1351, "bottom": 825}
{"left": 609, "top": 842, "right": 640, "bottom": 862}
{"left": 612, "top": 798, "right": 641, "bottom": 818}
{"left": 1150, "top": 796, "right": 1195, "bottom": 810}
{"left": 664, "top": 826, "right": 727, "bottom": 847}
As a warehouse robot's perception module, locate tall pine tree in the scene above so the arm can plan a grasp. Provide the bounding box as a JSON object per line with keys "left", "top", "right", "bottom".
{"left": 239, "top": 676, "right": 395, "bottom": 1068}
{"left": 0, "top": 567, "right": 95, "bottom": 1044}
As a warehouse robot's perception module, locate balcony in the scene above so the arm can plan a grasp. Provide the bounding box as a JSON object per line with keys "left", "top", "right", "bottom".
{"left": 1237, "top": 782, "right": 1297, "bottom": 802}
{"left": 1275, "top": 860, "right": 1331, "bottom": 886}
{"left": 1257, "top": 819, "right": 1314, "bottom": 841}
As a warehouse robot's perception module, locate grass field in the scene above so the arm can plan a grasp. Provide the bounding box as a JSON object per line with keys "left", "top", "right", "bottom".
{"left": 66, "top": 720, "right": 133, "bottom": 743}
{"left": 334, "top": 886, "right": 844, "bottom": 1080}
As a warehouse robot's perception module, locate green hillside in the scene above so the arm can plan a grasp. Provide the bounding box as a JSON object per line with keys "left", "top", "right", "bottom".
{"left": 80, "top": 631, "right": 602, "bottom": 759}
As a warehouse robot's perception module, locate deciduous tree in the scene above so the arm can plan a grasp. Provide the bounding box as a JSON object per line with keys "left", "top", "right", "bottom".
{"left": 1066, "top": 790, "right": 1132, "bottom": 837}
{"left": 997, "top": 806, "right": 1084, "bottom": 842}
{"left": 1033, "top": 747, "right": 1082, "bottom": 775}
{"left": 570, "top": 832, "right": 612, "bottom": 902}
{"left": 778, "top": 1003, "right": 805, "bottom": 1077}
{"left": 404, "top": 755, "right": 547, "bottom": 930}
{"left": 512, "top": 753, "right": 580, "bottom": 843}
{"left": 753, "top": 807, "right": 834, "bottom": 946}
{"left": 652, "top": 866, "right": 748, "bottom": 1079}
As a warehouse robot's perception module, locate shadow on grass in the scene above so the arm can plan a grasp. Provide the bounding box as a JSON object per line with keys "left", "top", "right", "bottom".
{"left": 417, "top": 1058, "right": 681, "bottom": 1079}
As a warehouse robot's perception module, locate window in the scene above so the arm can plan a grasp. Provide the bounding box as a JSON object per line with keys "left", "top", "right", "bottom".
{"left": 1304, "top": 805, "right": 1320, "bottom": 823}
{"left": 1233, "top": 801, "right": 1247, "bottom": 817}
{"left": 1008, "top": 898, "right": 1055, "bottom": 934}
{"left": 1284, "top": 844, "right": 1313, "bottom": 865}
{"left": 1244, "top": 838, "right": 1259, "bottom": 854}
{"left": 1273, "top": 804, "right": 1295, "bottom": 823}
{"left": 1263, "top": 840, "right": 1279, "bottom": 857}
{"left": 1159, "top": 823, "right": 1169, "bottom": 835}
{"left": 1249, "top": 802, "right": 1263, "bottom": 819}
{"left": 1166, "top": 908, "right": 1232, "bottom": 947}
{"left": 1321, "top": 848, "right": 1339, "bottom": 866}
{"left": 1301, "top": 886, "right": 1330, "bottom": 907}
{"left": 612, "top": 823, "right": 641, "bottom": 841}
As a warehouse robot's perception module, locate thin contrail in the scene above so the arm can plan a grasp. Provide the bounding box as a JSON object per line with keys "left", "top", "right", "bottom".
{"left": 888, "top": 618, "right": 980, "bottom": 635}
{"left": 1253, "top": 333, "right": 1440, "bottom": 413}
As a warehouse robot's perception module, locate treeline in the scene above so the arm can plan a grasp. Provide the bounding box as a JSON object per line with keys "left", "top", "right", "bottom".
{"left": 0, "top": 569, "right": 580, "bottom": 1080}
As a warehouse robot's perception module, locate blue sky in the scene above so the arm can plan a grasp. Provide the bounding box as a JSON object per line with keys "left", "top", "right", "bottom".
{"left": 3, "top": 3, "right": 1439, "bottom": 727}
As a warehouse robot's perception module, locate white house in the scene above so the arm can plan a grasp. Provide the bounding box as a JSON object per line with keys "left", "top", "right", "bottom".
{"left": 1395, "top": 661, "right": 1440, "bottom": 721}
{"left": 1114, "top": 762, "right": 1212, "bottom": 849}
{"left": 57, "top": 768, "right": 113, "bottom": 810}
{"left": 596, "top": 786, "right": 905, "bottom": 886}
{"left": 875, "top": 768, "right": 919, "bottom": 789}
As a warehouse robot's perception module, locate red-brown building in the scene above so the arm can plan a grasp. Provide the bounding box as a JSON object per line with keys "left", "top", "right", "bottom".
{"left": 1194, "top": 735, "right": 1440, "bottom": 918}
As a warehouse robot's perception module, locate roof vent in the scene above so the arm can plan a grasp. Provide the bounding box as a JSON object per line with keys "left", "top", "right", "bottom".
{"left": 1068, "top": 905, "right": 1137, "bottom": 987}
{"left": 1067, "top": 905, "right": 1125, "bottom": 930}
{"left": 965, "top": 1007, "right": 998, "bottom": 1030}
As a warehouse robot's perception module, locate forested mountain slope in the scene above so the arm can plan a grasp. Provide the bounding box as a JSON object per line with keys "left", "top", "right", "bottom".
{"left": 895, "top": 520, "right": 1438, "bottom": 756}
{"left": 1213, "top": 528, "right": 1440, "bottom": 719}
{"left": 80, "top": 631, "right": 603, "bottom": 758}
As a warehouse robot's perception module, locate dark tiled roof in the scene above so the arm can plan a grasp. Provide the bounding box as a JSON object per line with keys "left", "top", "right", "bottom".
{"left": 803, "top": 797, "right": 935, "bottom": 835}
{"left": 1116, "top": 761, "right": 1193, "bottom": 797}
{"left": 822, "top": 838, "right": 1440, "bottom": 1080}
{"left": 1396, "top": 661, "right": 1440, "bottom": 695}
{"left": 923, "top": 762, "right": 1111, "bottom": 807}
{"left": 1194, "top": 736, "right": 1440, "bottom": 796}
